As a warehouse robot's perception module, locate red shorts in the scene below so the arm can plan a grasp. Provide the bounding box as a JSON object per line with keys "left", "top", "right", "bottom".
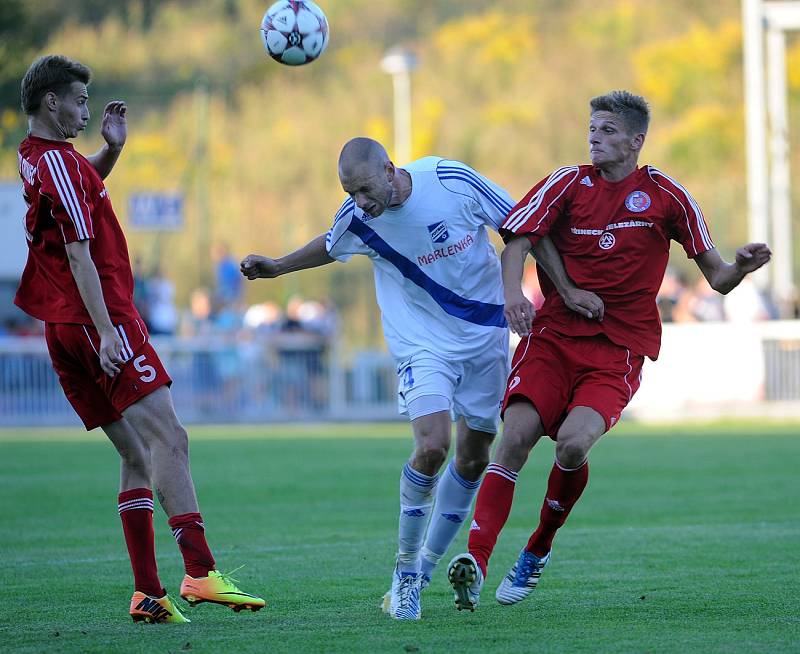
{"left": 45, "top": 319, "right": 172, "bottom": 430}
{"left": 502, "top": 327, "right": 644, "bottom": 439}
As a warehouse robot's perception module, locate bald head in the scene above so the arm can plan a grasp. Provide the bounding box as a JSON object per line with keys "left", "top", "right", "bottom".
{"left": 338, "top": 137, "right": 390, "bottom": 177}
{"left": 338, "top": 137, "right": 400, "bottom": 217}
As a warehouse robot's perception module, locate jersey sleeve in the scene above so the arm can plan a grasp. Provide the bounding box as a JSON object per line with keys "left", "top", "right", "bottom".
{"left": 435, "top": 159, "right": 515, "bottom": 231}
{"left": 36, "top": 149, "right": 95, "bottom": 243}
{"left": 647, "top": 167, "right": 714, "bottom": 258}
{"left": 325, "top": 197, "right": 371, "bottom": 262}
{"left": 499, "top": 166, "right": 581, "bottom": 244}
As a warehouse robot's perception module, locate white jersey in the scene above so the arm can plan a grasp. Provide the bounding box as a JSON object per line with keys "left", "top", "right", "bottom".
{"left": 325, "top": 156, "right": 513, "bottom": 363}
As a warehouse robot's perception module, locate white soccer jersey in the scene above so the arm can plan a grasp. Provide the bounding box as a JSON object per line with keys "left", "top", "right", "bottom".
{"left": 326, "top": 156, "right": 513, "bottom": 363}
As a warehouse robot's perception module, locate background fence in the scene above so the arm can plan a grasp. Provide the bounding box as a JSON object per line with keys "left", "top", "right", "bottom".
{"left": 2, "top": 321, "right": 800, "bottom": 428}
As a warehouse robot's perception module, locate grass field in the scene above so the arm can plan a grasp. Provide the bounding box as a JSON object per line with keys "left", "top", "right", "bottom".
{"left": 1, "top": 421, "right": 798, "bottom": 653}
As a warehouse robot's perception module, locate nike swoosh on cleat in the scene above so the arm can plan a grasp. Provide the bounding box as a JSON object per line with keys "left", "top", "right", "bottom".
{"left": 217, "top": 592, "right": 261, "bottom": 599}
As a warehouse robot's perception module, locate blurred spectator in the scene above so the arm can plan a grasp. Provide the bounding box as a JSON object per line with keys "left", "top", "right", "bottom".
{"left": 132, "top": 256, "right": 150, "bottom": 325}
{"left": 674, "top": 277, "right": 725, "bottom": 322}
{"left": 146, "top": 266, "right": 178, "bottom": 335}
{"left": 243, "top": 300, "right": 284, "bottom": 332}
{"left": 723, "top": 277, "right": 777, "bottom": 322}
{"left": 180, "top": 287, "right": 214, "bottom": 338}
{"left": 212, "top": 242, "right": 243, "bottom": 306}
{"left": 657, "top": 266, "right": 687, "bottom": 323}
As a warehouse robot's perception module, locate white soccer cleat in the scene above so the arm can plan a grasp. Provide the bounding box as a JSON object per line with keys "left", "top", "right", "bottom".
{"left": 384, "top": 563, "right": 422, "bottom": 620}
{"left": 495, "top": 549, "right": 550, "bottom": 605}
{"left": 447, "top": 553, "right": 484, "bottom": 612}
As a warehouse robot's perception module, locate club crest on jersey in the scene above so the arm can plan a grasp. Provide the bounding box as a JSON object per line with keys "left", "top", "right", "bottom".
{"left": 599, "top": 232, "right": 616, "bottom": 250}
{"left": 625, "top": 190, "right": 651, "bottom": 213}
{"left": 427, "top": 221, "right": 449, "bottom": 244}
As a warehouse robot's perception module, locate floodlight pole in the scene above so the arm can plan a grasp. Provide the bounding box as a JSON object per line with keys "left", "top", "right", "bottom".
{"left": 381, "top": 49, "right": 418, "bottom": 165}
{"left": 766, "top": 25, "right": 793, "bottom": 315}
{"left": 742, "top": 0, "right": 770, "bottom": 289}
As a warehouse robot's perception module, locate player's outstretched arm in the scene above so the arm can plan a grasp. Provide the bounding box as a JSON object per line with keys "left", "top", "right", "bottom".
{"left": 501, "top": 235, "right": 536, "bottom": 336}
{"left": 64, "top": 240, "right": 126, "bottom": 377}
{"left": 241, "top": 233, "right": 334, "bottom": 280}
{"left": 87, "top": 101, "right": 127, "bottom": 179}
{"left": 694, "top": 243, "right": 772, "bottom": 295}
{"left": 531, "top": 236, "right": 604, "bottom": 321}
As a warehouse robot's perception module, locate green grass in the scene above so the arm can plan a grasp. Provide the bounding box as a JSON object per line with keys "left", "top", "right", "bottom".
{"left": 1, "top": 421, "right": 798, "bottom": 653}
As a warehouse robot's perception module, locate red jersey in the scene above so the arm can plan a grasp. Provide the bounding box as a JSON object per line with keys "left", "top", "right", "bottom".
{"left": 14, "top": 135, "right": 139, "bottom": 325}
{"left": 501, "top": 164, "right": 714, "bottom": 359}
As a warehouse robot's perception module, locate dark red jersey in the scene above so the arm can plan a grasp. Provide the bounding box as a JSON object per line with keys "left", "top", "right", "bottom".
{"left": 501, "top": 164, "right": 714, "bottom": 359}
{"left": 14, "top": 135, "right": 140, "bottom": 325}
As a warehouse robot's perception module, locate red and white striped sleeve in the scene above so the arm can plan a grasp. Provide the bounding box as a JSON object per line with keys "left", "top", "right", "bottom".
{"left": 37, "top": 149, "right": 94, "bottom": 243}
{"left": 499, "top": 166, "right": 580, "bottom": 243}
{"left": 647, "top": 166, "right": 714, "bottom": 258}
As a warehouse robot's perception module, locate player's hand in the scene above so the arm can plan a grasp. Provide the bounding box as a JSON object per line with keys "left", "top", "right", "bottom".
{"left": 563, "top": 288, "right": 604, "bottom": 321}
{"left": 98, "top": 328, "right": 126, "bottom": 377}
{"left": 504, "top": 290, "right": 535, "bottom": 336}
{"left": 241, "top": 254, "right": 281, "bottom": 280}
{"left": 735, "top": 243, "right": 772, "bottom": 274}
{"left": 100, "top": 101, "right": 127, "bottom": 150}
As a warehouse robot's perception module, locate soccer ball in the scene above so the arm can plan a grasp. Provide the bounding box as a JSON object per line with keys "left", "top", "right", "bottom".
{"left": 260, "top": 1, "right": 329, "bottom": 66}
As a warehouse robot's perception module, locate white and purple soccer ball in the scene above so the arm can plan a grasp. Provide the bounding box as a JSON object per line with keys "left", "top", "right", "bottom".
{"left": 260, "top": 1, "right": 329, "bottom": 66}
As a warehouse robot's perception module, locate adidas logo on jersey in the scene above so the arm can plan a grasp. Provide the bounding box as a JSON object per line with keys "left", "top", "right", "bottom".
{"left": 470, "top": 519, "right": 480, "bottom": 531}
{"left": 580, "top": 176, "right": 593, "bottom": 187}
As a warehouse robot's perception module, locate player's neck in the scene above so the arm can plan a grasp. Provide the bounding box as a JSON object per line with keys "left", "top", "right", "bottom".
{"left": 597, "top": 159, "right": 638, "bottom": 183}
{"left": 28, "top": 117, "right": 69, "bottom": 142}
{"left": 390, "top": 168, "right": 412, "bottom": 206}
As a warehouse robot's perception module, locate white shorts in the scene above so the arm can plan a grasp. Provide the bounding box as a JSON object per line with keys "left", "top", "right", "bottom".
{"left": 396, "top": 340, "right": 509, "bottom": 434}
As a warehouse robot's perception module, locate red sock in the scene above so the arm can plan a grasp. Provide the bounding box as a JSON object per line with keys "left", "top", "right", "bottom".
{"left": 168, "top": 512, "right": 216, "bottom": 578}
{"left": 468, "top": 463, "right": 518, "bottom": 577}
{"left": 526, "top": 459, "right": 589, "bottom": 557}
{"left": 118, "top": 488, "right": 163, "bottom": 597}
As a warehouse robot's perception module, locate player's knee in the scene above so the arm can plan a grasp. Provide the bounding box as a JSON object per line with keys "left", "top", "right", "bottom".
{"left": 555, "top": 437, "right": 588, "bottom": 468}
{"left": 455, "top": 452, "right": 489, "bottom": 481}
{"left": 169, "top": 425, "right": 190, "bottom": 459}
{"left": 118, "top": 439, "right": 151, "bottom": 475}
{"left": 414, "top": 441, "right": 449, "bottom": 472}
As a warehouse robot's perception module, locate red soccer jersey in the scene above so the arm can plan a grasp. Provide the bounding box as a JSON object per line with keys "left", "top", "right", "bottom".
{"left": 501, "top": 164, "right": 714, "bottom": 359}
{"left": 14, "top": 135, "right": 139, "bottom": 325}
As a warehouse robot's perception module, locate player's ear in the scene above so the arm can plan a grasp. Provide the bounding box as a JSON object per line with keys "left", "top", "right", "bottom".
{"left": 631, "top": 132, "right": 645, "bottom": 152}
{"left": 43, "top": 90, "right": 59, "bottom": 112}
{"left": 385, "top": 161, "right": 396, "bottom": 181}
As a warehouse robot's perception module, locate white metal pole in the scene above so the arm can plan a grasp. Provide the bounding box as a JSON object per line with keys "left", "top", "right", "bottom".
{"left": 766, "top": 27, "right": 794, "bottom": 316}
{"left": 742, "top": 0, "right": 770, "bottom": 288}
{"left": 392, "top": 70, "right": 412, "bottom": 165}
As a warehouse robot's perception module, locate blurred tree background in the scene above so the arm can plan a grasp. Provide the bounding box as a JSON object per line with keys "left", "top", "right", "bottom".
{"left": 1, "top": 0, "right": 798, "bottom": 347}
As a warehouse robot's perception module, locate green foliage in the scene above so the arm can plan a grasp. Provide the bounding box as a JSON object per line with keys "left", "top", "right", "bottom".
{"left": 3, "top": 0, "right": 789, "bottom": 342}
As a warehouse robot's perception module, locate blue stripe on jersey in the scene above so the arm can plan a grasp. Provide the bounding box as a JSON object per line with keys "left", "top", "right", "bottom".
{"left": 346, "top": 218, "right": 507, "bottom": 328}
{"left": 437, "top": 164, "right": 513, "bottom": 220}
{"left": 327, "top": 198, "right": 356, "bottom": 250}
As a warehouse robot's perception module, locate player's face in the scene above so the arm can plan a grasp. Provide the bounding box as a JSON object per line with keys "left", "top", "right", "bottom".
{"left": 53, "top": 82, "right": 90, "bottom": 139}
{"left": 340, "top": 164, "right": 394, "bottom": 217}
{"left": 588, "top": 111, "right": 637, "bottom": 168}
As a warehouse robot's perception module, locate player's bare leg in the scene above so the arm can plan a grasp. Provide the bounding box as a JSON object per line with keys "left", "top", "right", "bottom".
{"left": 421, "top": 419, "right": 491, "bottom": 589}
{"left": 493, "top": 400, "right": 547, "bottom": 471}
{"left": 451, "top": 401, "right": 546, "bottom": 610}
{"left": 122, "top": 386, "right": 265, "bottom": 613}
{"left": 121, "top": 386, "right": 199, "bottom": 515}
{"left": 103, "top": 417, "right": 152, "bottom": 492}
{"left": 496, "top": 405, "right": 603, "bottom": 605}
{"left": 103, "top": 416, "right": 188, "bottom": 620}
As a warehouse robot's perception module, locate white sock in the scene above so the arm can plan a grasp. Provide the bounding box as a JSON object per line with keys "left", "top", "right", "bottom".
{"left": 419, "top": 460, "right": 480, "bottom": 579}
{"left": 397, "top": 461, "right": 438, "bottom": 575}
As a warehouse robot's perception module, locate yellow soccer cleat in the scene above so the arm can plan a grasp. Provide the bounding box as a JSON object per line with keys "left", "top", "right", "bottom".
{"left": 180, "top": 569, "right": 265, "bottom": 613}
{"left": 129, "top": 591, "right": 190, "bottom": 624}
